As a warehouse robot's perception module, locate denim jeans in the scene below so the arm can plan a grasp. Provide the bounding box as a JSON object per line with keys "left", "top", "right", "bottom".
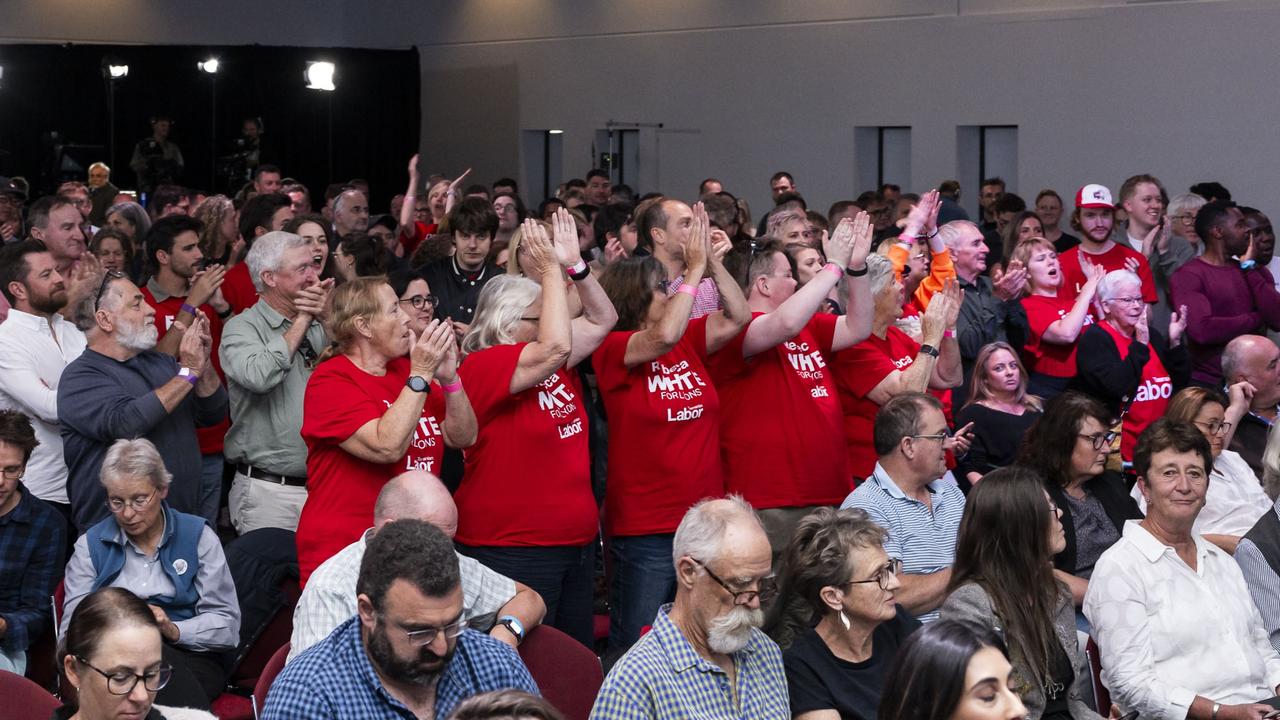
{"left": 456, "top": 540, "right": 598, "bottom": 648}
{"left": 608, "top": 533, "right": 676, "bottom": 655}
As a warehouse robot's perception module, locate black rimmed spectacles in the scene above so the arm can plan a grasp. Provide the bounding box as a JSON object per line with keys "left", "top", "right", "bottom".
{"left": 1078, "top": 430, "right": 1118, "bottom": 451}
{"left": 842, "top": 558, "right": 903, "bottom": 592}
{"left": 694, "top": 560, "right": 778, "bottom": 605}
{"left": 398, "top": 294, "right": 440, "bottom": 311}
{"left": 76, "top": 657, "right": 172, "bottom": 696}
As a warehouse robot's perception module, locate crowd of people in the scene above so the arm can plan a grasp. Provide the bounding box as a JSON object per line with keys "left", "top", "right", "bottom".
{"left": 2, "top": 155, "right": 1280, "bottom": 720}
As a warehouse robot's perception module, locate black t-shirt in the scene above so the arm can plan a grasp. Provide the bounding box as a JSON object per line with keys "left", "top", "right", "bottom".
{"left": 1040, "top": 637, "right": 1076, "bottom": 720}
{"left": 783, "top": 605, "right": 922, "bottom": 719}
{"left": 1053, "top": 232, "right": 1082, "bottom": 253}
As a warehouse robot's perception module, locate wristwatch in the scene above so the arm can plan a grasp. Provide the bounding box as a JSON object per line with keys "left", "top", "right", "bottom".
{"left": 919, "top": 344, "right": 940, "bottom": 358}
{"left": 496, "top": 615, "right": 525, "bottom": 643}
{"left": 405, "top": 376, "right": 431, "bottom": 393}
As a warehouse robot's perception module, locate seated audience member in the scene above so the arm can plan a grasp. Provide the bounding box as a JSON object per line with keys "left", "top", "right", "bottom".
{"left": 877, "top": 619, "right": 1027, "bottom": 720}
{"left": 1071, "top": 269, "right": 1189, "bottom": 464}
{"left": 1222, "top": 334, "right": 1280, "bottom": 481}
{"left": 1086, "top": 419, "right": 1280, "bottom": 720}
{"left": 1019, "top": 392, "right": 1141, "bottom": 611}
{"left": 419, "top": 197, "right": 503, "bottom": 327}
{"left": 841, "top": 393, "right": 966, "bottom": 623}
{"left": 58, "top": 273, "right": 227, "bottom": 532}
{"left": 769, "top": 507, "right": 920, "bottom": 719}
{"left": 220, "top": 231, "right": 333, "bottom": 535}
{"left": 1036, "top": 189, "right": 1079, "bottom": 252}
{"left": 1142, "top": 388, "right": 1268, "bottom": 555}
{"left": 1014, "top": 236, "right": 1100, "bottom": 399}
{"left": 594, "top": 206, "right": 750, "bottom": 654}
{"left": 1056, "top": 184, "right": 1157, "bottom": 305}
{"left": 91, "top": 227, "right": 135, "bottom": 277}
{"left": 264, "top": 519, "right": 538, "bottom": 719}
{"left": 955, "top": 342, "right": 1042, "bottom": 487}
{"left": 60, "top": 587, "right": 217, "bottom": 719}
{"left": 455, "top": 217, "right": 615, "bottom": 648}
{"left": 1171, "top": 201, "right": 1280, "bottom": 387}
{"left": 291, "top": 470, "right": 544, "bottom": 661}
{"left": 1238, "top": 453, "right": 1280, "bottom": 654}
{"left": 0, "top": 410, "right": 66, "bottom": 675}
{"left": 448, "top": 690, "right": 564, "bottom": 720}
{"left": 590, "top": 497, "right": 787, "bottom": 719}
{"left": 709, "top": 216, "right": 872, "bottom": 563}
{"left": 295, "top": 277, "right": 476, "bottom": 585}
{"left": 941, "top": 467, "right": 1102, "bottom": 720}
{"left": 834, "top": 256, "right": 962, "bottom": 481}
{"left": 62, "top": 439, "right": 240, "bottom": 708}
{"left": 105, "top": 200, "right": 152, "bottom": 257}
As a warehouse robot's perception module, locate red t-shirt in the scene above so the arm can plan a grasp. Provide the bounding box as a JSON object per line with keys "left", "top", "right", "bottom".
{"left": 141, "top": 286, "right": 229, "bottom": 455}
{"left": 221, "top": 262, "right": 259, "bottom": 315}
{"left": 1099, "top": 321, "right": 1172, "bottom": 462}
{"left": 705, "top": 312, "right": 850, "bottom": 508}
{"left": 594, "top": 317, "right": 723, "bottom": 537}
{"left": 455, "top": 344, "right": 596, "bottom": 547}
{"left": 399, "top": 221, "right": 438, "bottom": 257}
{"left": 1021, "top": 294, "right": 1094, "bottom": 378}
{"left": 296, "top": 354, "right": 448, "bottom": 584}
{"left": 1056, "top": 244, "right": 1157, "bottom": 303}
{"left": 832, "top": 326, "right": 921, "bottom": 480}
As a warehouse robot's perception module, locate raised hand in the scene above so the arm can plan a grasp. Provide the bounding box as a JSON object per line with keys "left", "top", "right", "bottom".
{"left": 434, "top": 327, "right": 461, "bottom": 382}
{"left": 1123, "top": 255, "right": 1141, "bottom": 275}
{"left": 409, "top": 319, "right": 454, "bottom": 380}
{"left": 521, "top": 218, "right": 558, "bottom": 277}
{"left": 992, "top": 259, "right": 1028, "bottom": 301}
{"left": 1168, "top": 303, "right": 1188, "bottom": 345}
{"left": 550, "top": 207, "right": 581, "bottom": 267}
{"left": 902, "top": 189, "right": 940, "bottom": 238}
{"left": 65, "top": 254, "right": 101, "bottom": 309}
{"left": 940, "top": 277, "right": 963, "bottom": 329}
{"left": 447, "top": 168, "right": 472, "bottom": 196}
{"left": 683, "top": 203, "right": 710, "bottom": 278}
{"left": 407, "top": 153, "right": 420, "bottom": 182}
{"left": 295, "top": 278, "right": 334, "bottom": 320}
{"left": 178, "top": 313, "right": 210, "bottom": 375}
{"left": 710, "top": 226, "right": 733, "bottom": 263}
{"left": 188, "top": 264, "right": 227, "bottom": 307}
{"left": 825, "top": 217, "right": 856, "bottom": 269}
{"left": 1133, "top": 304, "right": 1150, "bottom": 345}
{"left": 1228, "top": 380, "right": 1257, "bottom": 411}
{"left": 1141, "top": 216, "right": 1170, "bottom": 256}
{"left": 603, "top": 235, "right": 627, "bottom": 264}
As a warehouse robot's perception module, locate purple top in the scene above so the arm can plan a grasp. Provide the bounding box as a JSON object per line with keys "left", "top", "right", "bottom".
{"left": 1170, "top": 258, "right": 1280, "bottom": 385}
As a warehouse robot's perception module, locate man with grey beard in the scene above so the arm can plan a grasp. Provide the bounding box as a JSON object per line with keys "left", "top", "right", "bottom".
{"left": 591, "top": 496, "right": 789, "bottom": 719}
{"left": 57, "top": 273, "right": 227, "bottom": 531}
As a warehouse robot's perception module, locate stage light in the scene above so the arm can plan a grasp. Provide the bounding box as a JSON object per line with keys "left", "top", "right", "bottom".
{"left": 102, "top": 56, "right": 129, "bottom": 80}
{"left": 305, "top": 61, "right": 336, "bottom": 91}
{"left": 548, "top": 129, "right": 564, "bottom": 135}
{"left": 197, "top": 58, "right": 219, "bottom": 74}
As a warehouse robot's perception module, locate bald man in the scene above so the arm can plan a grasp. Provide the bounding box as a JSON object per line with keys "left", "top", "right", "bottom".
{"left": 288, "top": 471, "right": 546, "bottom": 660}
{"left": 1222, "top": 335, "right": 1280, "bottom": 483}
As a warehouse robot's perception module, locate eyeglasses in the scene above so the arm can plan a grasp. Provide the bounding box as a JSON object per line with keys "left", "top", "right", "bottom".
{"left": 694, "top": 560, "right": 778, "bottom": 605}
{"left": 519, "top": 315, "right": 541, "bottom": 323}
{"left": 399, "top": 294, "right": 440, "bottom": 311}
{"left": 842, "top": 558, "right": 903, "bottom": 592}
{"left": 383, "top": 612, "right": 468, "bottom": 647}
{"left": 1173, "top": 214, "right": 1196, "bottom": 224}
{"left": 1078, "top": 431, "right": 1118, "bottom": 451}
{"left": 0, "top": 463, "right": 23, "bottom": 480}
{"left": 1105, "top": 296, "right": 1144, "bottom": 307}
{"left": 94, "top": 270, "right": 126, "bottom": 311}
{"left": 493, "top": 205, "right": 517, "bottom": 214}
{"left": 76, "top": 657, "right": 172, "bottom": 696}
{"left": 910, "top": 430, "right": 953, "bottom": 443}
{"left": 1194, "top": 419, "right": 1233, "bottom": 436}
{"left": 1047, "top": 499, "right": 1061, "bottom": 516}
{"left": 105, "top": 489, "right": 157, "bottom": 514}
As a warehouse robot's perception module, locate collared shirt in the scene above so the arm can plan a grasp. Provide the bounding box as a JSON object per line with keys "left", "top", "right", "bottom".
{"left": 0, "top": 308, "right": 86, "bottom": 503}
{"left": 590, "top": 603, "right": 787, "bottom": 720}
{"left": 664, "top": 276, "right": 720, "bottom": 320}
{"left": 840, "top": 463, "right": 964, "bottom": 622}
{"left": 1131, "top": 450, "right": 1270, "bottom": 537}
{"left": 289, "top": 528, "right": 517, "bottom": 662}
{"left": 219, "top": 297, "right": 328, "bottom": 475}
{"left": 419, "top": 257, "right": 500, "bottom": 325}
{"left": 61, "top": 510, "right": 240, "bottom": 652}
{"left": 1084, "top": 520, "right": 1280, "bottom": 720}
{"left": 0, "top": 486, "right": 65, "bottom": 652}
{"left": 263, "top": 617, "right": 538, "bottom": 720}
{"left": 1237, "top": 499, "right": 1280, "bottom": 654}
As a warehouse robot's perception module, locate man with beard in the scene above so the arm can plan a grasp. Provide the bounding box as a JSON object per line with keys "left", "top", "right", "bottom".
{"left": 57, "top": 273, "right": 226, "bottom": 532}
{"left": 263, "top": 519, "right": 538, "bottom": 719}
{"left": 591, "top": 496, "right": 788, "bottom": 719}
{"left": 0, "top": 240, "right": 87, "bottom": 531}
{"left": 1057, "top": 184, "right": 1157, "bottom": 305}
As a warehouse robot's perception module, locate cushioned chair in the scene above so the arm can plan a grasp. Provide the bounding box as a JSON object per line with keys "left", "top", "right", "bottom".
{"left": 518, "top": 625, "right": 604, "bottom": 720}
{"left": 251, "top": 642, "right": 291, "bottom": 717}
{"left": 1085, "top": 636, "right": 1110, "bottom": 712}
{"left": 1, "top": 669, "right": 62, "bottom": 717}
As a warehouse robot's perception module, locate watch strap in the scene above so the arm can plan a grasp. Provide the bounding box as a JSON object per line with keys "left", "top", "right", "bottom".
{"left": 497, "top": 614, "right": 525, "bottom": 642}
{"left": 919, "top": 344, "right": 940, "bottom": 358}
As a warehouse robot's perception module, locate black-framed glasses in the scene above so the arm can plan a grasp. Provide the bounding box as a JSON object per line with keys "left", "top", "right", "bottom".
{"left": 399, "top": 294, "right": 440, "bottom": 311}
{"left": 76, "top": 657, "right": 172, "bottom": 696}
{"left": 694, "top": 560, "right": 778, "bottom": 605}
{"left": 843, "top": 558, "right": 903, "bottom": 592}
{"left": 105, "top": 489, "right": 157, "bottom": 514}
{"left": 381, "top": 611, "right": 468, "bottom": 647}
{"left": 94, "top": 270, "right": 126, "bottom": 311}
{"left": 0, "top": 464, "right": 23, "bottom": 480}
{"left": 1078, "top": 431, "right": 1118, "bottom": 451}
{"left": 1193, "top": 419, "right": 1233, "bottom": 436}
{"left": 910, "top": 430, "right": 953, "bottom": 443}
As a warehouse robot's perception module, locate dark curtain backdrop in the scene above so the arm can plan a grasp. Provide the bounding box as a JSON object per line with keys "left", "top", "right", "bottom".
{"left": 0, "top": 43, "right": 419, "bottom": 210}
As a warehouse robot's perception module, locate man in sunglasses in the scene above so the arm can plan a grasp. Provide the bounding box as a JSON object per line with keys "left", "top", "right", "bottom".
{"left": 263, "top": 519, "right": 538, "bottom": 720}
{"left": 220, "top": 231, "right": 332, "bottom": 535}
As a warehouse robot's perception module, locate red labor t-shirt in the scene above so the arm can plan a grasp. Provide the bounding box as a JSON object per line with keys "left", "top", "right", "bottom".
{"left": 1099, "top": 321, "right": 1172, "bottom": 462}
{"left": 832, "top": 326, "right": 921, "bottom": 480}
{"left": 221, "top": 262, "right": 259, "bottom": 315}
{"left": 1056, "top": 244, "right": 1157, "bottom": 304}
{"left": 296, "top": 354, "right": 448, "bottom": 584}
{"left": 141, "top": 286, "right": 230, "bottom": 455}
{"left": 705, "top": 312, "right": 850, "bottom": 509}
{"left": 454, "top": 343, "right": 597, "bottom": 547}
{"left": 1021, "top": 294, "right": 1094, "bottom": 378}
{"left": 594, "top": 317, "right": 723, "bottom": 537}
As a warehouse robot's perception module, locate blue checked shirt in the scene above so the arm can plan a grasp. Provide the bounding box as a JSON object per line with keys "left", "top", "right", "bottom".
{"left": 589, "top": 603, "right": 788, "bottom": 719}
{"left": 0, "top": 485, "right": 66, "bottom": 653}
{"left": 261, "top": 617, "right": 538, "bottom": 719}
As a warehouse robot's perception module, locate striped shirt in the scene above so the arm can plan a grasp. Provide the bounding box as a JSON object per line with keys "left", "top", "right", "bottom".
{"left": 1236, "top": 499, "right": 1280, "bottom": 654}
{"left": 590, "top": 603, "right": 788, "bottom": 719}
{"left": 840, "top": 463, "right": 964, "bottom": 622}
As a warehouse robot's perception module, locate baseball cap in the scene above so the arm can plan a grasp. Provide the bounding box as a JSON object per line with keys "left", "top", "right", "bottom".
{"left": 1075, "top": 184, "right": 1114, "bottom": 209}
{"left": 0, "top": 176, "right": 27, "bottom": 200}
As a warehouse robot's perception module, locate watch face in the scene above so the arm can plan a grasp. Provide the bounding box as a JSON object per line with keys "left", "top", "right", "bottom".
{"left": 407, "top": 376, "right": 429, "bottom": 392}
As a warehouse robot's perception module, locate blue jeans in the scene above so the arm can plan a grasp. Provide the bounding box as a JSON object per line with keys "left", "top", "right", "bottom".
{"left": 456, "top": 540, "right": 598, "bottom": 648}
{"left": 608, "top": 534, "right": 676, "bottom": 655}
{"left": 198, "top": 453, "right": 223, "bottom": 527}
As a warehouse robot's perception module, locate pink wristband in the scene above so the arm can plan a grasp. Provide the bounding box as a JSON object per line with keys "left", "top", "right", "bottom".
{"left": 441, "top": 378, "right": 463, "bottom": 393}
{"left": 944, "top": 329, "right": 955, "bottom": 338}
{"left": 676, "top": 284, "right": 697, "bottom": 298}
{"left": 822, "top": 263, "right": 842, "bottom": 278}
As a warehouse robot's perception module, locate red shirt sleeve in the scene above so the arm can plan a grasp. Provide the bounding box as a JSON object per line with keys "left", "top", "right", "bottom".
{"left": 838, "top": 335, "right": 901, "bottom": 397}
{"left": 301, "top": 358, "right": 389, "bottom": 444}
{"left": 1132, "top": 251, "right": 1158, "bottom": 304}
{"left": 807, "top": 312, "right": 839, "bottom": 356}
{"left": 457, "top": 343, "right": 525, "bottom": 421}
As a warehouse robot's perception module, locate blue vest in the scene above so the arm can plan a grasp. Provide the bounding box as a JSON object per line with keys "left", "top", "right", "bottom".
{"left": 86, "top": 503, "right": 204, "bottom": 621}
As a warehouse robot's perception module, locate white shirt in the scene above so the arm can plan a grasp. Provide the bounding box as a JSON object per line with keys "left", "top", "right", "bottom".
{"left": 1084, "top": 520, "right": 1280, "bottom": 719}
{"left": 0, "top": 308, "right": 87, "bottom": 503}
{"left": 1130, "top": 450, "right": 1272, "bottom": 537}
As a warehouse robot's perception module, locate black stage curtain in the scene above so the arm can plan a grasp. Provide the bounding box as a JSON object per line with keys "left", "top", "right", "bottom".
{"left": 0, "top": 43, "right": 420, "bottom": 210}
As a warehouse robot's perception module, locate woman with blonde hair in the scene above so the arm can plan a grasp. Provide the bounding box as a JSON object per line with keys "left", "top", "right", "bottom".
{"left": 955, "top": 341, "right": 1042, "bottom": 488}
{"left": 191, "top": 195, "right": 241, "bottom": 267}
{"left": 1013, "top": 236, "right": 1102, "bottom": 399}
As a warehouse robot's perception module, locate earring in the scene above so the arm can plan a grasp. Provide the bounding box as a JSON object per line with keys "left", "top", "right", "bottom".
{"left": 839, "top": 610, "right": 851, "bottom": 631}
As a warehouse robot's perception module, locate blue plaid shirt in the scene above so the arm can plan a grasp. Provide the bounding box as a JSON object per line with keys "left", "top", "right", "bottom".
{"left": 0, "top": 485, "right": 66, "bottom": 652}
{"left": 590, "top": 603, "right": 788, "bottom": 719}
{"left": 261, "top": 616, "right": 538, "bottom": 719}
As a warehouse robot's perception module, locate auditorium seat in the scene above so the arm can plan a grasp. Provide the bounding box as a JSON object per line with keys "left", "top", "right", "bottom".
{"left": 1, "top": 669, "right": 62, "bottom": 717}
{"left": 1085, "top": 635, "right": 1110, "bottom": 712}
{"left": 519, "top": 625, "right": 604, "bottom": 720}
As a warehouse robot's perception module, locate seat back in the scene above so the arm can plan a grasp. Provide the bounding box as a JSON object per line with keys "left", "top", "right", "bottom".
{"left": 518, "top": 625, "right": 603, "bottom": 720}
{"left": 1, "top": 669, "right": 62, "bottom": 717}
{"left": 251, "top": 642, "right": 291, "bottom": 719}
{"left": 1085, "top": 636, "right": 1110, "bottom": 712}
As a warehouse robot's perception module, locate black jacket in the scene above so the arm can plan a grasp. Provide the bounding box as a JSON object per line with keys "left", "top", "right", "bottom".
{"left": 1069, "top": 322, "right": 1190, "bottom": 421}
{"left": 1047, "top": 470, "right": 1143, "bottom": 574}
